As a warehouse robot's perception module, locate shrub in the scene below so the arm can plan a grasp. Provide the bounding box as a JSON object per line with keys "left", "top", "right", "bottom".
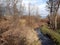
{"left": 0, "top": 27, "right": 41, "bottom": 45}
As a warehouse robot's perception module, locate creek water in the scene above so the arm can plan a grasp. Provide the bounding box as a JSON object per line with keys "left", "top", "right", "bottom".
{"left": 35, "top": 28, "right": 55, "bottom": 45}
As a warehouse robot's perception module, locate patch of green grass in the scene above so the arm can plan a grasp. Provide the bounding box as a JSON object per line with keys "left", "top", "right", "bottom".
{"left": 40, "top": 25, "right": 60, "bottom": 45}
{"left": 56, "top": 29, "right": 60, "bottom": 34}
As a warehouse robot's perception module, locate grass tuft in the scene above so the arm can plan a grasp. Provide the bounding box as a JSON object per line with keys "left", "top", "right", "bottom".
{"left": 40, "top": 25, "right": 60, "bottom": 45}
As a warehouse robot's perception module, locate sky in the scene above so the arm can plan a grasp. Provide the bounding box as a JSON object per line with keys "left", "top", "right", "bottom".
{"left": 23, "top": 0, "right": 48, "bottom": 17}
{"left": 0, "top": 0, "right": 48, "bottom": 17}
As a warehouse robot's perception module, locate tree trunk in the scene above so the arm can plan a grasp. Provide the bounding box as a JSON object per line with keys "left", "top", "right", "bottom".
{"left": 54, "top": 15, "right": 57, "bottom": 30}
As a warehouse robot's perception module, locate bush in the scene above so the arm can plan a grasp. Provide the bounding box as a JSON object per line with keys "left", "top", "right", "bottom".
{"left": 0, "top": 27, "right": 41, "bottom": 45}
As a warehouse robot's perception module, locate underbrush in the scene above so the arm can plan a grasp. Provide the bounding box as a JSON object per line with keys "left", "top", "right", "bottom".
{"left": 0, "top": 15, "right": 41, "bottom": 45}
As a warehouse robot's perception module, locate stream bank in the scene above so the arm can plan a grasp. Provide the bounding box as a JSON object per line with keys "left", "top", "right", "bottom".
{"left": 35, "top": 28, "right": 56, "bottom": 45}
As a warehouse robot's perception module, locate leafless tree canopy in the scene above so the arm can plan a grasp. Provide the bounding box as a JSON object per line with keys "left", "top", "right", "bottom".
{"left": 47, "top": 0, "right": 60, "bottom": 29}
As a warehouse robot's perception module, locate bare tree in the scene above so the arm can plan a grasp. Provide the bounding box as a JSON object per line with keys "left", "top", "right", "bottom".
{"left": 18, "top": 0, "right": 24, "bottom": 15}
{"left": 36, "top": 6, "right": 40, "bottom": 18}
{"left": 0, "top": 4, "right": 5, "bottom": 19}
{"left": 12, "top": 0, "right": 18, "bottom": 15}
{"left": 46, "top": 0, "right": 54, "bottom": 29}
{"left": 47, "top": 0, "right": 60, "bottom": 30}
{"left": 28, "top": 3, "right": 31, "bottom": 16}
{"left": 54, "top": 0, "right": 60, "bottom": 30}
{"left": 0, "top": 4, "right": 3, "bottom": 18}
{"left": 6, "top": 0, "right": 11, "bottom": 15}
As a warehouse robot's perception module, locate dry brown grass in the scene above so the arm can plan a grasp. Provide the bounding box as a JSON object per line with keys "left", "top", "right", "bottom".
{"left": 0, "top": 16, "right": 12, "bottom": 34}
{"left": 19, "top": 15, "right": 42, "bottom": 28}
{"left": 0, "top": 26, "right": 41, "bottom": 45}
{"left": 0, "top": 15, "right": 42, "bottom": 45}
